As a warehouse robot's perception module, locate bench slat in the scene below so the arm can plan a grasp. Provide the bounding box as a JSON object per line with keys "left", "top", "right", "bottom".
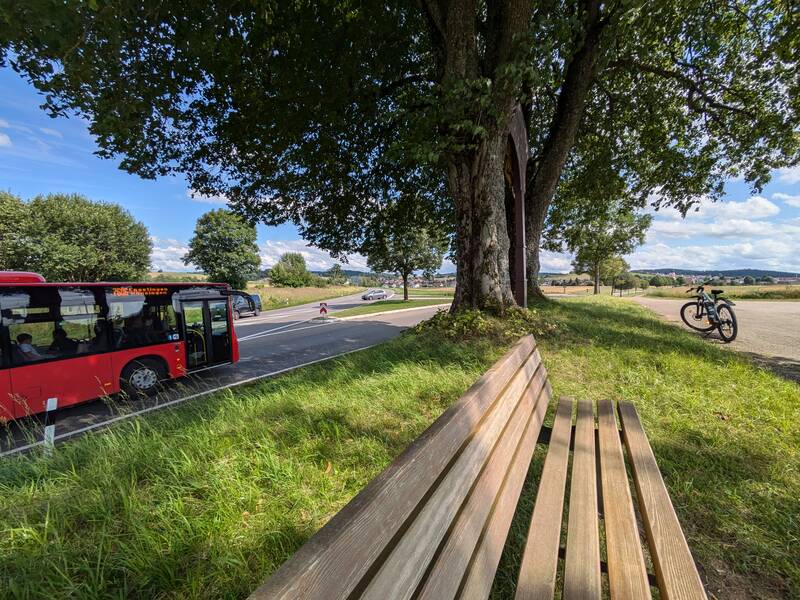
{"left": 597, "top": 399, "right": 651, "bottom": 599}
{"left": 564, "top": 399, "right": 601, "bottom": 600}
{"left": 514, "top": 396, "right": 574, "bottom": 600}
{"left": 618, "top": 401, "right": 707, "bottom": 600}
{"left": 361, "top": 353, "right": 545, "bottom": 599}
{"left": 417, "top": 365, "right": 551, "bottom": 599}
{"left": 249, "top": 335, "right": 537, "bottom": 600}
{"left": 457, "top": 380, "right": 555, "bottom": 600}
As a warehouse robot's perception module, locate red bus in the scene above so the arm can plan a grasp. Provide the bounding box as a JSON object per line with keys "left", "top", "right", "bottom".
{"left": 0, "top": 272, "right": 239, "bottom": 420}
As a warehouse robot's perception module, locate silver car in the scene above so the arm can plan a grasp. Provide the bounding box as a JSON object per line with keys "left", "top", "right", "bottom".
{"left": 362, "top": 289, "right": 388, "bottom": 300}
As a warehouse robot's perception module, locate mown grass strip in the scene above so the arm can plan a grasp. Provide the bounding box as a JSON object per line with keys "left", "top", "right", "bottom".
{"left": 1, "top": 296, "right": 798, "bottom": 599}
{"left": 332, "top": 298, "right": 450, "bottom": 318}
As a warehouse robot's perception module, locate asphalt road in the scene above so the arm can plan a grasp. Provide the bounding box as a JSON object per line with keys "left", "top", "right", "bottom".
{"left": 1, "top": 292, "right": 447, "bottom": 455}
{"left": 632, "top": 296, "right": 800, "bottom": 382}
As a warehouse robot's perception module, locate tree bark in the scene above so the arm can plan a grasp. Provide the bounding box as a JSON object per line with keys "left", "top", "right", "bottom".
{"left": 524, "top": 0, "right": 605, "bottom": 299}
{"left": 419, "top": 0, "right": 530, "bottom": 312}
{"left": 593, "top": 261, "right": 600, "bottom": 294}
{"left": 402, "top": 272, "right": 409, "bottom": 301}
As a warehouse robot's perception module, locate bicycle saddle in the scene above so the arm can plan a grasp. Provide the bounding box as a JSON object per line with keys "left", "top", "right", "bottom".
{"left": 711, "top": 289, "right": 724, "bottom": 295}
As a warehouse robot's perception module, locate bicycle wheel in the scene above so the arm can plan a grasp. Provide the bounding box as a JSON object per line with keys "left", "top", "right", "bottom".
{"left": 680, "top": 301, "right": 715, "bottom": 332}
{"left": 717, "top": 304, "right": 738, "bottom": 342}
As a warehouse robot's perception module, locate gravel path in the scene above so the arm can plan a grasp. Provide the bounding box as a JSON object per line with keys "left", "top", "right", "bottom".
{"left": 632, "top": 296, "right": 800, "bottom": 382}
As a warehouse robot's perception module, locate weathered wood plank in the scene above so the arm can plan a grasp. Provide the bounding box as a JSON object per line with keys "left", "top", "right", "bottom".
{"left": 248, "top": 335, "right": 537, "bottom": 600}
{"left": 455, "top": 379, "right": 555, "bottom": 600}
{"left": 618, "top": 401, "right": 707, "bottom": 600}
{"left": 513, "top": 396, "right": 574, "bottom": 600}
{"left": 361, "top": 351, "right": 546, "bottom": 599}
{"left": 563, "top": 399, "right": 601, "bottom": 600}
{"left": 416, "top": 355, "right": 551, "bottom": 599}
{"left": 597, "top": 399, "right": 651, "bottom": 600}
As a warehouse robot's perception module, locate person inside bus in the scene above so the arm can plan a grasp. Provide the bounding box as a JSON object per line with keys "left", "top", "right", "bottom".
{"left": 16, "top": 333, "right": 51, "bottom": 361}
{"left": 49, "top": 328, "right": 78, "bottom": 356}
{"left": 89, "top": 321, "right": 111, "bottom": 352}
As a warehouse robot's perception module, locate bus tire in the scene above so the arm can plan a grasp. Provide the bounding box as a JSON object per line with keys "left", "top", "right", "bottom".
{"left": 121, "top": 358, "right": 165, "bottom": 398}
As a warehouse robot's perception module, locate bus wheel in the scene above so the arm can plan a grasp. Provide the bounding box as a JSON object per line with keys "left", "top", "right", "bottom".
{"left": 121, "top": 359, "right": 165, "bottom": 398}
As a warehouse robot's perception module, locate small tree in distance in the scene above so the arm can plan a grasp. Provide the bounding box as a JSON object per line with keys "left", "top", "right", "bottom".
{"left": 364, "top": 202, "right": 448, "bottom": 301}
{"left": 556, "top": 200, "right": 650, "bottom": 295}
{"left": 326, "top": 263, "right": 348, "bottom": 285}
{"left": 269, "top": 252, "right": 314, "bottom": 287}
{"left": 184, "top": 209, "right": 260, "bottom": 289}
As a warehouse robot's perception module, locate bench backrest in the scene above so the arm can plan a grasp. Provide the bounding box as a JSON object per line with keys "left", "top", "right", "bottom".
{"left": 249, "top": 334, "right": 549, "bottom": 600}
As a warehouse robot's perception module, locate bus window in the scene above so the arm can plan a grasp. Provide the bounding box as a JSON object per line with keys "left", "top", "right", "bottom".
{"left": 1, "top": 287, "right": 105, "bottom": 364}
{"left": 106, "top": 288, "right": 178, "bottom": 349}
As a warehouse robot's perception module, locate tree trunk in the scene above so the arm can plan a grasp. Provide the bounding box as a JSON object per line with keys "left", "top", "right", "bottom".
{"left": 524, "top": 0, "right": 605, "bottom": 299}
{"left": 593, "top": 262, "right": 600, "bottom": 294}
{"left": 451, "top": 129, "right": 516, "bottom": 311}
{"left": 402, "top": 272, "right": 409, "bottom": 301}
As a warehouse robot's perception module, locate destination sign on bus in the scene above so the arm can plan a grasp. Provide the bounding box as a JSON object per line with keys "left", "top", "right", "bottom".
{"left": 111, "top": 286, "right": 169, "bottom": 297}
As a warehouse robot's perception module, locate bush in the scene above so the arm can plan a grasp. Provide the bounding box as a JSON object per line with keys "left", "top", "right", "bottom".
{"left": 412, "top": 305, "right": 561, "bottom": 344}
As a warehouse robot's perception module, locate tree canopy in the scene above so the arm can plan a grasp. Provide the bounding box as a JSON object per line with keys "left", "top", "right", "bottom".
{"left": 0, "top": 192, "right": 151, "bottom": 281}
{"left": 364, "top": 201, "right": 448, "bottom": 301}
{"left": 268, "top": 253, "right": 314, "bottom": 288}
{"left": 2, "top": 1, "right": 797, "bottom": 308}
{"left": 183, "top": 209, "right": 260, "bottom": 289}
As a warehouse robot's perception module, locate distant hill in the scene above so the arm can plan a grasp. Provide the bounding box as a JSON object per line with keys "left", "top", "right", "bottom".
{"left": 632, "top": 268, "right": 799, "bottom": 278}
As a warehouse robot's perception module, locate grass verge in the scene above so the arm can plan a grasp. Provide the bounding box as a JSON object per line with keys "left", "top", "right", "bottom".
{"left": 646, "top": 284, "right": 800, "bottom": 300}
{"left": 331, "top": 298, "right": 450, "bottom": 318}
{"left": 245, "top": 284, "right": 364, "bottom": 310}
{"left": 0, "top": 296, "right": 797, "bottom": 598}
{"left": 387, "top": 287, "right": 456, "bottom": 298}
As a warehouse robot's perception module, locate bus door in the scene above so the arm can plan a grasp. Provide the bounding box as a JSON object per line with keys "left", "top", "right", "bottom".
{"left": 181, "top": 299, "right": 232, "bottom": 370}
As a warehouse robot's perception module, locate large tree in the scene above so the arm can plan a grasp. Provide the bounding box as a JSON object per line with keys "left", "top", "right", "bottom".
{"left": 364, "top": 200, "right": 448, "bottom": 301}
{"left": 2, "top": 1, "right": 797, "bottom": 308}
{"left": 184, "top": 209, "right": 260, "bottom": 289}
{"left": 269, "top": 253, "right": 314, "bottom": 288}
{"left": 0, "top": 192, "right": 151, "bottom": 281}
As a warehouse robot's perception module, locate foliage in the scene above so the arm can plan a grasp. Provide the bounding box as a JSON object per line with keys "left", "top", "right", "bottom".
{"left": 268, "top": 253, "right": 317, "bottom": 288}
{"left": 2, "top": 1, "right": 798, "bottom": 305}
{"left": 184, "top": 209, "right": 260, "bottom": 289}
{"left": 0, "top": 192, "right": 151, "bottom": 281}
{"left": 549, "top": 195, "right": 649, "bottom": 294}
{"left": 325, "top": 264, "right": 348, "bottom": 285}
{"left": 363, "top": 200, "right": 448, "bottom": 300}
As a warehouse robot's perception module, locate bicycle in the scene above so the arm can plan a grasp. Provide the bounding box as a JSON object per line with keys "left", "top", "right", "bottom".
{"left": 680, "top": 282, "right": 738, "bottom": 342}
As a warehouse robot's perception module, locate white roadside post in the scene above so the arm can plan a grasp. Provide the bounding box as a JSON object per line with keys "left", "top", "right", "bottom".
{"left": 43, "top": 397, "right": 58, "bottom": 455}
{"left": 319, "top": 302, "right": 328, "bottom": 322}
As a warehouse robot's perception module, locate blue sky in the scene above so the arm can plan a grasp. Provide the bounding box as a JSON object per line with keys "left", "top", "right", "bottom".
{"left": 2, "top": 68, "right": 799, "bottom": 275}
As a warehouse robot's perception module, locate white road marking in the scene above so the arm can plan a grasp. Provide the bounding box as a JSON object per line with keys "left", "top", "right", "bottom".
{"left": 236, "top": 318, "right": 313, "bottom": 340}
{"left": 238, "top": 321, "right": 335, "bottom": 342}
{"left": 0, "top": 343, "right": 379, "bottom": 458}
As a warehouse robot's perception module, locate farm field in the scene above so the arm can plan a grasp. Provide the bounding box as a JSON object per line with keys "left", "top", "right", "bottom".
{"left": 646, "top": 284, "right": 800, "bottom": 300}
{"left": 245, "top": 284, "right": 364, "bottom": 310}
{"left": 1, "top": 297, "right": 797, "bottom": 598}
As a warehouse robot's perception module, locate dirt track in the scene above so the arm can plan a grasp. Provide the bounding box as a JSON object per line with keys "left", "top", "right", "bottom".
{"left": 632, "top": 296, "right": 800, "bottom": 383}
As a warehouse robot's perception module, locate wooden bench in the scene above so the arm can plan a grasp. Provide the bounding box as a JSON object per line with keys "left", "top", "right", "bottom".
{"left": 249, "top": 335, "right": 707, "bottom": 599}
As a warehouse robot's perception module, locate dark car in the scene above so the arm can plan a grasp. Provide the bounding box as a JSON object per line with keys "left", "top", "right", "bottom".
{"left": 232, "top": 291, "right": 261, "bottom": 319}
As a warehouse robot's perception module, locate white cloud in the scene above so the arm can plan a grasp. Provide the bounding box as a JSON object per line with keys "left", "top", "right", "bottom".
{"left": 539, "top": 250, "right": 573, "bottom": 273}
{"left": 777, "top": 166, "right": 800, "bottom": 184}
{"left": 38, "top": 127, "right": 63, "bottom": 139}
{"left": 650, "top": 218, "right": 787, "bottom": 239}
{"left": 0, "top": 118, "right": 8, "bottom": 128}
{"left": 260, "top": 240, "right": 369, "bottom": 271}
{"left": 186, "top": 189, "right": 229, "bottom": 204}
{"left": 773, "top": 192, "right": 800, "bottom": 208}
{"left": 150, "top": 237, "right": 192, "bottom": 271}
{"left": 0, "top": 132, "right": 11, "bottom": 147}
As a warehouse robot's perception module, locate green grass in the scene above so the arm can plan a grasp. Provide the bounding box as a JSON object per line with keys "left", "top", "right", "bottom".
{"left": 1, "top": 296, "right": 798, "bottom": 598}
{"left": 331, "top": 298, "right": 450, "bottom": 318}
{"left": 245, "top": 284, "right": 365, "bottom": 310}
{"left": 387, "top": 287, "right": 455, "bottom": 298}
{"left": 646, "top": 284, "right": 800, "bottom": 300}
